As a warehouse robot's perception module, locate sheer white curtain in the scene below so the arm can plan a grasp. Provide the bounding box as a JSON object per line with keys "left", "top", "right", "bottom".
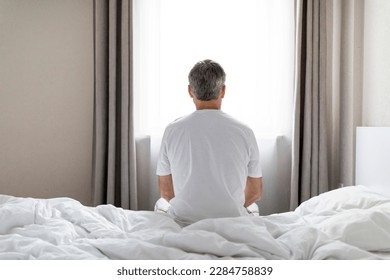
{"left": 134, "top": 0, "right": 294, "bottom": 137}
{"left": 133, "top": 0, "right": 294, "bottom": 213}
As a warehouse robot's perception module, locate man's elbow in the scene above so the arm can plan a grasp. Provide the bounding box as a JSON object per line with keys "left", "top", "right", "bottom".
{"left": 253, "top": 189, "right": 262, "bottom": 202}
{"left": 255, "top": 191, "right": 262, "bottom": 202}
{"left": 256, "top": 178, "right": 263, "bottom": 201}
{"left": 159, "top": 175, "right": 175, "bottom": 202}
{"left": 245, "top": 176, "right": 263, "bottom": 203}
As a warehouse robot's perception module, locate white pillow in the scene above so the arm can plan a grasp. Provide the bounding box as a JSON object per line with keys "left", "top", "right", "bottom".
{"left": 295, "top": 185, "right": 390, "bottom": 216}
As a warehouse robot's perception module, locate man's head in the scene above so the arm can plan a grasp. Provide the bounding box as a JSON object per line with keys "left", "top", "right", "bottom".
{"left": 188, "top": 59, "right": 226, "bottom": 101}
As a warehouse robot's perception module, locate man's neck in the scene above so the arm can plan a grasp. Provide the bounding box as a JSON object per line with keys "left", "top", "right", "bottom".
{"left": 194, "top": 100, "right": 221, "bottom": 110}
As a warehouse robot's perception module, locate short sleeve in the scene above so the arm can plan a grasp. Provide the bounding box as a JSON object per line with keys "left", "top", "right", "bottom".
{"left": 156, "top": 128, "right": 172, "bottom": 176}
{"left": 247, "top": 130, "right": 262, "bottom": 178}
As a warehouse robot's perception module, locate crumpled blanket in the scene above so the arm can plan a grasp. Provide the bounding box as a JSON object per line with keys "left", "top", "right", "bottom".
{"left": 1, "top": 186, "right": 389, "bottom": 259}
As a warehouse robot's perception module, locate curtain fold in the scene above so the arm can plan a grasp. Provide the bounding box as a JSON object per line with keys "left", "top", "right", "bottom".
{"left": 92, "top": 0, "right": 137, "bottom": 209}
{"left": 291, "top": 0, "right": 329, "bottom": 210}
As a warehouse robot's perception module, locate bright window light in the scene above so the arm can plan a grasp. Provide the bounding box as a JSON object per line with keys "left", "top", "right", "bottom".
{"left": 134, "top": 0, "right": 294, "bottom": 137}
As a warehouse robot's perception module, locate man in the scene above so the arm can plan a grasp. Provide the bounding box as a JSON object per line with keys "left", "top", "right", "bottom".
{"left": 156, "top": 59, "right": 263, "bottom": 225}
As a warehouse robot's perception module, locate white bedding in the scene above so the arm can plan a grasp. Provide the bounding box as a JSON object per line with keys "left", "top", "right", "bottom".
{"left": 1, "top": 185, "right": 390, "bottom": 260}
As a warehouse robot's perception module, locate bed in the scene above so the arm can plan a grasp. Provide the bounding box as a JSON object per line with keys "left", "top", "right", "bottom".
{"left": 1, "top": 127, "right": 390, "bottom": 260}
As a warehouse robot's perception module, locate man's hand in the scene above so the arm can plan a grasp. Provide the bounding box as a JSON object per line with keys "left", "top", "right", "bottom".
{"left": 159, "top": 175, "right": 175, "bottom": 201}
{"left": 244, "top": 177, "right": 263, "bottom": 207}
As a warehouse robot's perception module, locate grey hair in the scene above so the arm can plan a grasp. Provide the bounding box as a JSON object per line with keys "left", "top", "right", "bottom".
{"left": 188, "top": 59, "right": 226, "bottom": 101}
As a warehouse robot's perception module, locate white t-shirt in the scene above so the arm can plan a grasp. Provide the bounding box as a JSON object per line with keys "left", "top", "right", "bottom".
{"left": 156, "top": 110, "right": 262, "bottom": 224}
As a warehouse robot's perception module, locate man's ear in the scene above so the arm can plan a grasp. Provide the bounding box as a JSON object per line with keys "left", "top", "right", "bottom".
{"left": 188, "top": 85, "right": 194, "bottom": 98}
{"left": 220, "top": 85, "right": 226, "bottom": 99}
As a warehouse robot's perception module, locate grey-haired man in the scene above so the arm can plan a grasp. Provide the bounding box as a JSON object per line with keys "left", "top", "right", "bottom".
{"left": 156, "top": 59, "right": 263, "bottom": 225}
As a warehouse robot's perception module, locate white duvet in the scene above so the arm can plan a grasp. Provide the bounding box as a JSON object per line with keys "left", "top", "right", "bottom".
{"left": 1, "top": 186, "right": 390, "bottom": 259}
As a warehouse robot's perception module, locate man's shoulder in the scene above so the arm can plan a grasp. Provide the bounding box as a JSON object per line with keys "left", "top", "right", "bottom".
{"left": 168, "top": 113, "right": 192, "bottom": 126}
{"left": 219, "top": 111, "right": 254, "bottom": 133}
{"left": 164, "top": 113, "right": 193, "bottom": 133}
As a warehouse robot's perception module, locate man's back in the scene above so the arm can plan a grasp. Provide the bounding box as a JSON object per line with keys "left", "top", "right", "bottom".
{"left": 157, "top": 109, "right": 261, "bottom": 224}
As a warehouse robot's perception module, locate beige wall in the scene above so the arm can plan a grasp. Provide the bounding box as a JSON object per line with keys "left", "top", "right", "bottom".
{"left": 0, "top": 0, "right": 94, "bottom": 205}
{"left": 363, "top": 0, "right": 390, "bottom": 126}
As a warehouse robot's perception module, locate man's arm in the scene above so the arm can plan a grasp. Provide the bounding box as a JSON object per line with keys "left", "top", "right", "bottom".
{"left": 159, "top": 175, "right": 175, "bottom": 202}
{"left": 244, "top": 176, "right": 263, "bottom": 207}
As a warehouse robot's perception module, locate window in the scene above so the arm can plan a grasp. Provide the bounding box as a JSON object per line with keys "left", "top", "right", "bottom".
{"left": 134, "top": 0, "right": 294, "bottom": 137}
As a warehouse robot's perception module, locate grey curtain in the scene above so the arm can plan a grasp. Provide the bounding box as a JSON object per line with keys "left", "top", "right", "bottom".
{"left": 92, "top": 0, "right": 138, "bottom": 209}
{"left": 290, "top": 0, "right": 329, "bottom": 210}
{"left": 291, "top": 0, "right": 365, "bottom": 210}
